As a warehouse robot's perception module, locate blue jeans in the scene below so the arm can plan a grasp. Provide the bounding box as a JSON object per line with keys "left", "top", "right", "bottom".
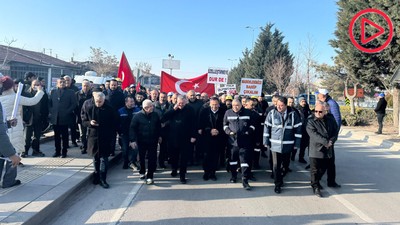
{"left": 120, "top": 135, "right": 138, "bottom": 165}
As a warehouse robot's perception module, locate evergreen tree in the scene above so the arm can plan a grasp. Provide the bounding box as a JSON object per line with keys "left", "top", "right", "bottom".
{"left": 330, "top": 0, "right": 400, "bottom": 89}
{"left": 228, "top": 23, "right": 293, "bottom": 94}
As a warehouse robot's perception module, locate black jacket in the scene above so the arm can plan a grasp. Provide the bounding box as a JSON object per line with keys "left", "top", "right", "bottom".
{"left": 162, "top": 105, "right": 196, "bottom": 148}
{"left": 223, "top": 108, "right": 256, "bottom": 149}
{"left": 81, "top": 102, "right": 118, "bottom": 157}
{"left": 106, "top": 89, "right": 125, "bottom": 111}
{"left": 306, "top": 114, "right": 338, "bottom": 159}
{"left": 22, "top": 88, "right": 48, "bottom": 126}
{"left": 75, "top": 90, "right": 93, "bottom": 124}
{"left": 49, "top": 88, "right": 77, "bottom": 126}
{"left": 198, "top": 107, "right": 225, "bottom": 141}
{"left": 130, "top": 110, "right": 161, "bottom": 145}
{"left": 374, "top": 97, "right": 387, "bottom": 114}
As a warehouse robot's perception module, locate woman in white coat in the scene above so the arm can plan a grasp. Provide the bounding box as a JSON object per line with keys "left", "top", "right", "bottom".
{"left": 0, "top": 76, "right": 44, "bottom": 155}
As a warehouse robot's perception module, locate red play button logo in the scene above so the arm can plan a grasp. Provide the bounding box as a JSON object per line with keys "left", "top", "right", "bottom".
{"left": 361, "top": 18, "right": 385, "bottom": 45}
{"left": 349, "top": 8, "right": 393, "bottom": 53}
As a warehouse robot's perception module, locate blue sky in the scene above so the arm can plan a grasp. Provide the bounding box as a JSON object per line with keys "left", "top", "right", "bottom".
{"left": 0, "top": 0, "right": 338, "bottom": 78}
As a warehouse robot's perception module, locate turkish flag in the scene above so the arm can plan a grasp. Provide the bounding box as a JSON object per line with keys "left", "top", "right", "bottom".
{"left": 160, "top": 71, "right": 215, "bottom": 96}
{"left": 117, "top": 52, "right": 135, "bottom": 89}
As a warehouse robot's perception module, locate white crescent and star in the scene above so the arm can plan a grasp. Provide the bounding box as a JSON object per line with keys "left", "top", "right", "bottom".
{"left": 121, "top": 71, "right": 125, "bottom": 82}
{"left": 175, "top": 80, "right": 191, "bottom": 94}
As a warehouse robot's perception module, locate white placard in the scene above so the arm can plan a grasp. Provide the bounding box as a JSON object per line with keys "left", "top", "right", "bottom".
{"left": 11, "top": 83, "right": 24, "bottom": 119}
{"left": 207, "top": 67, "right": 228, "bottom": 84}
{"left": 162, "top": 59, "right": 181, "bottom": 70}
{"left": 216, "top": 84, "right": 236, "bottom": 94}
{"left": 240, "top": 78, "right": 263, "bottom": 96}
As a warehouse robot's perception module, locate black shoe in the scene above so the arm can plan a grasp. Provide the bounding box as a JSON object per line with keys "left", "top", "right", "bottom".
{"left": 100, "top": 180, "right": 109, "bottom": 189}
{"left": 328, "top": 183, "right": 341, "bottom": 188}
{"left": 2, "top": 180, "right": 21, "bottom": 188}
{"left": 242, "top": 179, "right": 251, "bottom": 190}
{"left": 313, "top": 187, "right": 322, "bottom": 197}
{"left": 180, "top": 177, "right": 187, "bottom": 184}
{"left": 209, "top": 174, "right": 217, "bottom": 181}
{"left": 375, "top": 131, "right": 382, "bottom": 134}
{"left": 21, "top": 152, "right": 28, "bottom": 158}
{"left": 32, "top": 151, "right": 45, "bottom": 157}
{"left": 52, "top": 152, "right": 61, "bottom": 157}
{"left": 203, "top": 173, "right": 209, "bottom": 181}
{"left": 305, "top": 164, "right": 310, "bottom": 169}
{"left": 171, "top": 170, "right": 178, "bottom": 177}
{"left": 318, "top": 184, "right": 324, "bottom": 190}
{"left": 61, "top": 154, "right": 67, "bottom": 158}
{"left": 139, "top": 174, "right": 146, "bottom": 180}
{"left": 298, "top": 158, "right": 307, "bottom": 164}
{"left": 72, "top": 142, "right": 79, "bottom": 147}
{"left": 81, "top": 149, "right": 87, "bottom": 154}
{"left": 18, "top": 162, "right": 24, "bottom": 167}
{"left": 274, "top": 186, "right": 281, "bottom": 194}
{"left": 230, "top": 177, "right": 237, "bottom": 183}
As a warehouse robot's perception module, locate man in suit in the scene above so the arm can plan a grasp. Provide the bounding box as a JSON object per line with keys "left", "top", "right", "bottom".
{"left": 49, "top": 78, "right": 77, "bottom": 158}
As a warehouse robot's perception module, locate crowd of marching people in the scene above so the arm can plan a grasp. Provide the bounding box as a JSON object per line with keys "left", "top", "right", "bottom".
{"left": 0, "top": 72, "right": 342, "bottom": 198}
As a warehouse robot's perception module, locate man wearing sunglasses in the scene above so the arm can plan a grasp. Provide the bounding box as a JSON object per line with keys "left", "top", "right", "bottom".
{"left": 306, "top": 101, "right": 338, "bottom": 197}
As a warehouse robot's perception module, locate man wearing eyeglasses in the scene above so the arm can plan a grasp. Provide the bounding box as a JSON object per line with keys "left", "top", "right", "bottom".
{"left": 306, "top": 101, "right": 338, "bottom": 197}
{"left": 263, "top": 96, "right": 302, "bottom": 194}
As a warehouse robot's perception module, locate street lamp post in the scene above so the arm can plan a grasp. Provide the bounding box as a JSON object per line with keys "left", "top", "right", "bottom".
{"left": 168, "top": 54, "right": 174, "bottom": 75}
{"left": 228, "top": 58, "right": 237, "bottom": 69}
{"left": 245, "top": 26, "right": 262, "bottom": 50}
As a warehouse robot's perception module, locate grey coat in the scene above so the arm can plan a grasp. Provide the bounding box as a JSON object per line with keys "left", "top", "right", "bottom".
{"left": 49, "top": 88, "right": 77, "bottom": 126}
{"left": 0, "top": 102, "right": 16, "bottom": 157}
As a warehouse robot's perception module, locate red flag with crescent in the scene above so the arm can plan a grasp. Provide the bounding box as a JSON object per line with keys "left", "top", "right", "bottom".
{"left": 117, "top": 52, "right": 135, "bottom": 89}
{"left": 160, "top": 71, "right": 215, "bottom": 96}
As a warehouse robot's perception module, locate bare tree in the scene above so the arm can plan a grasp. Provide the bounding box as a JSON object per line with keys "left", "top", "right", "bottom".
{"left": 301, "top": 35, "right": 319, "bottom": 103}
{"left": 88, "top": 47, "right": 119, "bottom": 76}
{"left": 265, "top": 57, "right": 293, "bottom": 94}
{"left": 135, "top": 62, "right": 152, "bottom": 73}
{"left": 1, "top": 37, "right": 18, "bottom": 69}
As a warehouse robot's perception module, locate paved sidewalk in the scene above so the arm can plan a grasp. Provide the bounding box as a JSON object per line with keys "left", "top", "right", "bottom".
{"left": 340, "top": 126, "right": 400, "bottom": 151}
{"left": 0, "top": 134, "right": 121, "bottom": 225}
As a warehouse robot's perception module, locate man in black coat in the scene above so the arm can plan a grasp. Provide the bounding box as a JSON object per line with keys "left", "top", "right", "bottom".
{"left": 294, "top": 97, "right": 311, "bottom": 163}
{"left": 106, "top": 79, "right": 125, "bottom": 156}
{"left": 153, "top": 92, "right": 171, "bottom": 168}
{"left": 186, "top": 90, "right": 204, "bottom": 165}
{"left": 306, "top": 101, "right": 338, "bottom": 197}
{"left": 81, "top": 92, "right": 118, "bottom": 188}
{"left": 130, "top": 100, "right": 161, "bottom": 185}
{"left": 49, "top": 78, "right": 77, "bottom": 158}
{"left": 22, "top": 79, "right": 47, "bottom": 157}
{"left": 64, "top": 75, "right": 80, "bottom": 146}
{"left": 198, "top": 97, "right": 225, "bottom": 181}
{"left": 75, "top": 80, "right": 92, "bottom": 154}
{"left": 162, "top": 95, "right": 197, "bottom": 184}
{"left": 374, "top": 93, "right": 387, "bottom": 134}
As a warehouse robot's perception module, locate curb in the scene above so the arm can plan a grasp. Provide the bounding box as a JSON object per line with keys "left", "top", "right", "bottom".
{"left": 340, "top": 128, "right": 400, "bottom": 151}
{"left": 22, "top": 152, "right": 122, "bottom": 225}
